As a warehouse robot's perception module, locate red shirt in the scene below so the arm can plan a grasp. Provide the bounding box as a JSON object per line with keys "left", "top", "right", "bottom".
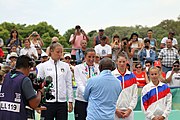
{"left": 133, "top": 71, "right": 146, "bottom": 87}
{"left": 162, "top": 72, "right": 166, "bottom": 78}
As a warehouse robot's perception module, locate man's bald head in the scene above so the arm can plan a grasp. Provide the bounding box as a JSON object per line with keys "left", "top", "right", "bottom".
{"left": 99, "top": 58, "right": 116, "bottom": 72}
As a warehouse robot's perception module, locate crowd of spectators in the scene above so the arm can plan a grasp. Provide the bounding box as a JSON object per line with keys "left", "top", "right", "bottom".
{"left": 0, "top": 26, "right": 180, "bottom": 120}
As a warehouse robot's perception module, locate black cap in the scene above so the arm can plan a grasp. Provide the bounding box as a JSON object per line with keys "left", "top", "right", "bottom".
{"left": 173, "top": 60, "right": 179, "bottom": 65}
{"left": 99, "top": 29, "right": 104, "bottom": 32}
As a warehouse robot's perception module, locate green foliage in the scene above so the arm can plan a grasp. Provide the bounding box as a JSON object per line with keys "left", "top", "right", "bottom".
{"left": 0, "top": 18, "right": 180, "bottom": 50}
{"left": 63, "top": 28, "right": 75, "bottom": 45}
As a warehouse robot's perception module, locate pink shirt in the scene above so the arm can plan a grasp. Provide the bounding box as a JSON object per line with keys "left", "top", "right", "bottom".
{"left": 69, "top": 34, "right": 86, "bottom": 55}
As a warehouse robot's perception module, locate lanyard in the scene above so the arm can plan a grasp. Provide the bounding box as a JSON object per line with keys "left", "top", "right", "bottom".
{"left": 84, "top": 62, "right": 96, "bottom": 79}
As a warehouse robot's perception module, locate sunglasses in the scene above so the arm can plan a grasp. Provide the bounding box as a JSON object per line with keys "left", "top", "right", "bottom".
{"left": 136, "top": 66, "right": 142, "bottom": 68}
{"left": 174, "top": 65, "right": 179, "bottom": 67}
{"left": 65, "top": 57, "right": 71, "bottom": 60}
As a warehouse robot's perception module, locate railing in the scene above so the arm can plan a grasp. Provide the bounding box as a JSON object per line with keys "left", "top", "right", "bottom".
{"left": 135, "top": 87, "right": 180, "bottom": 111}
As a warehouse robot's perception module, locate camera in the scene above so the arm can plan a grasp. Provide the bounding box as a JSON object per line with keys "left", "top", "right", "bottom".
{"left": 124, "top": 42, "right": 127, "bottom": 45}
{"left": 29, "top": 72, "right": 55, "bottom": 105}
{"left": 80, "top": 29, "right": 84, "bottom": 33}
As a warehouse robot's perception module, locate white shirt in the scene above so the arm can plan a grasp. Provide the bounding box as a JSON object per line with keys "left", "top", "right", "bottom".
{"left": 37, "top": 58, "right": 73, "bottom": 102}
{"left": 166, "top": 70, "right": 180, "bottom": 87}
{"left": 74, "top": 62, "right": 99, "bottom": 102}
{"left": 161, "top": 37, "right": 178, "bottom": 46}
{"left": 20, "top": 47, "right": 38, "bottom": 59}
{"left": 146, "top": 49, "right": 150, "bottom": 58}
{"left": 94, "top": 44, "right": 112, "bottom": 57}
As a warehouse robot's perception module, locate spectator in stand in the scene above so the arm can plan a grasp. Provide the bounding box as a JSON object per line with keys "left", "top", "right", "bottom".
{"left": 6, "top": 45, "right": 18, "bottom": 63}
{"left": 28, "top": 31, "right": 44, "bottom": 48}
{"left": 7, "top": 52, "right": 18, "bottom": 69}
{"left": 160, "top": 31, "right": 178, "bottom": 49}
{"left": 40, "top": 52, "right": 49, "bottom": 63}
{"left": 120, "top": 37, "right": 134, "bottom": 71}
{"left": 153, "top": 61, "right": 166, "bottom": 82}
{"left": 111, "top": 34, "right": 121, "bottom": 61}
{"left": 6, "top": 29, "right": 22, "bottom": 54}
{"left": 129, "top": 32, "right": 142, "bottom": 50}
{"left": 36, "top": 52, "right": 49, "bottom": 75}
{"left": 46, "top": 36, "right": 59, "bottom": 56}
{"left": 0, "top": 65, "right": 11, "bottom": 91}
{"left": 69, "top": 25, "right": 89, "bottom": 61}
{"left": 158, "top": 38, "right": 180, "bottom": 73}
{"left": 76, "top": 39, "right": 87, "bottom": 64}
{"left": 35, "top": 46, "right": 46, "bottom": 62}
{"left": 94, "top": 36, "right": 112, "bottom": 59}
{"left": 166, "top": 60, "right": 180, "bottom": 87}
{"left": 74, "top": 48, "right": 99, "bottom": 120}
{"left": 0, "top": 38, "right": 4, "bottom": 59}
{"left": 20, "top": 38, "right": 38, "bottom": 60}
{"left": 83, "top": 58, "right": 121, "bottom": 120}
{"left": 0, "top": 38, "right": 4, "bottom": 63}
{"left": 112, "top": 53, "right": 138, "bottom": 120}
{"left": 144, "top": 30, "right": 157, "bottom": 50}
{"left": 139, "top": 39, "right": 157, "bottom": 67}
{"left": 141, "top": 67, "right": 172, "bottom": 120}
{"left": 144, "top": 60, "right": 153, "bottom": 79}
{"left": 133, "top": 63, "right": 149, "bottom": 87}
{"left": 63, "top": 53, "right": 75, "bottom": 73}
{"left": 94, "top": 54, "right": 100, "bottom": 68}
{"left": 0, "top": 38, "right": 4, "bottom": 47}
{"left": 93, "top": 29, "right": 110, "bottom": 47}
{"left": 145, "top": 60, "right": 152, "bottom": 72}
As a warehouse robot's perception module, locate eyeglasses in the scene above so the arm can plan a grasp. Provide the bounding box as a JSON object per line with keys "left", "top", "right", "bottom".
{"left": 65, "top": 57, "right": 70, "bottom": 60}
{"left": 145, "top": 65, "right": 150, "bottom": 67}
{"left": 136, "top": 66, "right": 142, "bottom": 68}
{"left": 174, "top": 65, "right": 179, "bottom": 67}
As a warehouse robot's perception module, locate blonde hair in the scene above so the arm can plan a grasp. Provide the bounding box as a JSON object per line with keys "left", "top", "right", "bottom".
{"left": 149, "top": 66, "right": 160, "bottom": 74}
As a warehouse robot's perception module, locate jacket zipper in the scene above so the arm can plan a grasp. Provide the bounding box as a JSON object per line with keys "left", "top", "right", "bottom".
{"left": 55, "top": 62, "right": 58, "bottom": 102}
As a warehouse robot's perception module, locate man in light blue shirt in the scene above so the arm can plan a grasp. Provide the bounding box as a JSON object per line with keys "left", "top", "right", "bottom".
{"left": 83, "top": 58, "right": 121, "bottom": 120}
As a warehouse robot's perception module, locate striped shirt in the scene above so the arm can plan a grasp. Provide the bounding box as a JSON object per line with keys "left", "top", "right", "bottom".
{"left": 158, "top": 47, "right": 179, "bottom": 67}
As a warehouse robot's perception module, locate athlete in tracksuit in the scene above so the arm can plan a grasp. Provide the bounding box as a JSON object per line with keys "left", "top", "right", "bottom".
{"left": 141, "top": 67, "right": 172, "bottom": 120}
{"left": 74, "top": 48, "right": 99, "bottom": 120}
{"left": 112, "top": 53, "right": 138, "bottom": 120}
{"left": 37, "top": 43, "right": 74, "bottom": 120}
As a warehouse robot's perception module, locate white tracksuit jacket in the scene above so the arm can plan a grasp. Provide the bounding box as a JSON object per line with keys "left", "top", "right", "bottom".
{"left": 141, "top": 82, "right": 172, "bottom": 120}
{"left": 74, "top": 62, "right": 99, "bottom": 102}
{"left": 112, "top": 69, "right": 138, "bottom": 120}
{"left": 37, "top": 58, "right": 73, "bottom": 102}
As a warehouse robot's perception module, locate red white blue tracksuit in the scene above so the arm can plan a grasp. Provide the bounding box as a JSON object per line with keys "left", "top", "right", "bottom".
{"left": 141, "top": 82, "right": 172, "bottom": 120}
{"left": 112, "top": 69, "right": 138, "bottom": 120}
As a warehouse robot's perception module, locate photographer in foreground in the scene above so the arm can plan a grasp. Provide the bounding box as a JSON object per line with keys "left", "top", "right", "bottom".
{"left": 0, "top": 55, "right": 43, "bottom": 120}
